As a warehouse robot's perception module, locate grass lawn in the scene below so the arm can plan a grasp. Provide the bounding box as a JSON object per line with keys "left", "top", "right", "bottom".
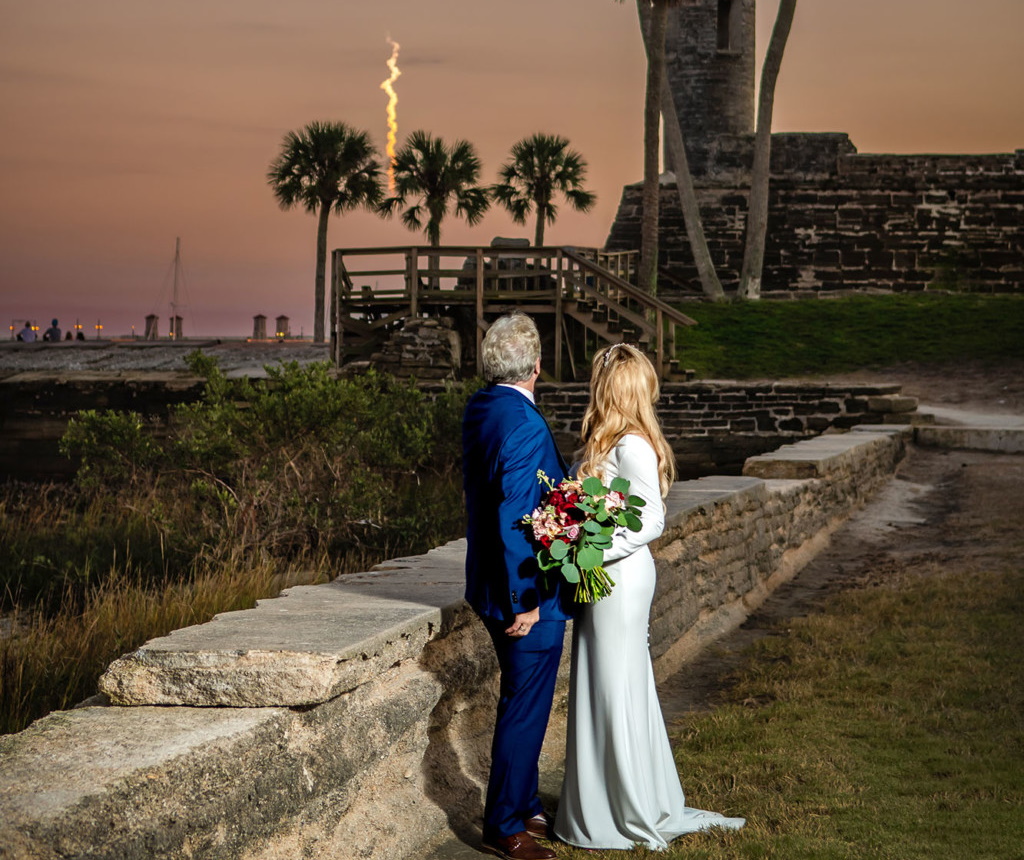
{"left": 555, "top": 543, "right": 1024, "bottom": 858}
{"left": 675, "top": 293, "right": 1024, "bottom": 378}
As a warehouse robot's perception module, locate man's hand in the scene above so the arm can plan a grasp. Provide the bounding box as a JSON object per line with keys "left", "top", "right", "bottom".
{"left": 506, "top": 607, "right": 540, "bottom": 637}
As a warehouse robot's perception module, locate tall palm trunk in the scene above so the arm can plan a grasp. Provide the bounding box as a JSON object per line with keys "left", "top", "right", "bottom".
{"left": 637, "top": 0, "right": 725, "bottom": 301}
{"left": 427, "top": 213, "right": 442, "bottom": 291}
{"left": 314, "top": 200, "right": 331, "bottom": 343}
{"left": 738, "top": 0, "right": 798, "bottom": 300}
{"left": 639, "top": 1, "right": 668, "bottom": 296}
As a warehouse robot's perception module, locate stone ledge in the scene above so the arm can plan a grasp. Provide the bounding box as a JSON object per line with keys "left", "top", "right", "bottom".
{"left": 99, "top": 542, "right": 468, "bottom": 707}
{"left": 664, "top": 475, "right": 768, "bottom": 516}
{"left": 741, "top": 430, "right": 895, "bottom": 480}
{"left": 866, "top": 394, "right": 918, "bottom": 413}
{"left": 851, "top": 423, "right": 914, "bottom": 438}
{"left": 915, "top": 425, "right": 1024, "bottom": 454}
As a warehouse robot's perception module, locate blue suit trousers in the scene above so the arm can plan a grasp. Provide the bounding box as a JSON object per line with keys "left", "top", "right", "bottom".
{"left": 483, "top": 619, "right": 566, "bottom": 840}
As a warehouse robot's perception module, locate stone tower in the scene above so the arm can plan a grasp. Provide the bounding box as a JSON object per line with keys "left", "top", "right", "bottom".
{"left": 664, "top": 0, "right": 756, "bottom": 177}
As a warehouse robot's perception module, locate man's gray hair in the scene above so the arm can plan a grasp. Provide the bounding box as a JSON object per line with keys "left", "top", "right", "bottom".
{"left": 481, "top": 313, "right": 541, "bottom": 384}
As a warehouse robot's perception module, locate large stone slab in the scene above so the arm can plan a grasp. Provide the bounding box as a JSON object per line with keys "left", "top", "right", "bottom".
{"left": 742, "top": 431, "right": 893, "bottom": 480}
{"left": 99, "top": 541, "right": 468, "bottom": 707}
{"left": 915, "top": 424, "right": 1024, "bottom": 453}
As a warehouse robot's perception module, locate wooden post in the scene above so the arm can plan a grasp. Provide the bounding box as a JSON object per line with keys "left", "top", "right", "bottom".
{"left": 408, "top": 248, "right": 419, "bottom": 318}
{"left": 331, "top": 250, "right": 341, "bottom": 365}
{"left": 554, "top": 249, "right": 563, "bottom": 381}
{"left": 475, "top": 248, "right": 484, "bottom": 377}
{"left": 655, "top": 308, "right": 665, "bottom": 379}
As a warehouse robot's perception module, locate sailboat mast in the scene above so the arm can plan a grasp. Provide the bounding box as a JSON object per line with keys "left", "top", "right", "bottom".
{"left": 170, "top": 237, "right": 182, "bottom": 340}
{"left": 172, "top": 237, "right": 181, "bottom": 323}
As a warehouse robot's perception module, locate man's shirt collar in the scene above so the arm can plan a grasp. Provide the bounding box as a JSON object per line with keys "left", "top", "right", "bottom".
{"left": 496, "top": 383, "right": 535, "bottom": 405}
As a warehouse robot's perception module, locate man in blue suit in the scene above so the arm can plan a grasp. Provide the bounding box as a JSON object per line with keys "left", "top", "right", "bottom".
{"left": 463, "top": 313, "right": 571, "bottom": 860}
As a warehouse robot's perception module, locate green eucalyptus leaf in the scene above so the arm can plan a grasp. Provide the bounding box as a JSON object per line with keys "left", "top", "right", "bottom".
{"left": 583, "top": 519, "right": 603, "bottom": 534}
{"left": 628, "top": 495, "right": 646, "bottom": 508}
{"left": 577, "top": 545, "right": 604, "bottom": 570}
{"left": 550, "top": 539, "right": 569, "bottom": 560}
{"left": 575, "top": 502, "right": 596, "bottom": 515}
{"left": 624, "top": 512, "right": 642, "bottom": 531}
{"left": 610, "top": 476, "right": 630, "bottom": 494}
{"left": 561, "top": 561, "right": 580, "bottom": 583}
{"left": 581, "top": 476, "right": 604, "bottom": 496}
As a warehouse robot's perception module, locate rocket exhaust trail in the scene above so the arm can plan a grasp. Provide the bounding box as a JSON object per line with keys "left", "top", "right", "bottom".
{"left": 380, "top": 37, "right": 401, "bottom": 193}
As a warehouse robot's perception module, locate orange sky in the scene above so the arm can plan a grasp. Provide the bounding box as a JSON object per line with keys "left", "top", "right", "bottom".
{"left": 2, "top": 0, "right": 1022, "bottom": 337}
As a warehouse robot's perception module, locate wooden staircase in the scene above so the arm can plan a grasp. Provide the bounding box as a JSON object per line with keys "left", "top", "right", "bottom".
{"left": 329, "top": 245, "right": 697, "bottom": 381}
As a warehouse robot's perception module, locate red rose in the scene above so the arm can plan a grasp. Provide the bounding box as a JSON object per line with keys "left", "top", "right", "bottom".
{"left": 565, "top": 505, "right": 586, "bottom": 523}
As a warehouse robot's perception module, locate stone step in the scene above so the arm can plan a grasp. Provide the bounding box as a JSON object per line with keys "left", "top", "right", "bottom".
{"left": 866, "top": 394, "right": 919, "bottom": 413}
{"left": 915, "top": 424, "right": 1024, "bottom": 453}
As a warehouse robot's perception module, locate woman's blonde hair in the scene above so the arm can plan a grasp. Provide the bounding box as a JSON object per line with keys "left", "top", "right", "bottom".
{"left": 576, "top": 343, "right": 676, "bottom": 498}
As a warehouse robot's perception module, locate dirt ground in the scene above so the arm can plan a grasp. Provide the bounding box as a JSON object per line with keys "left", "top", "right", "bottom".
{"left": 658, "top": 442, "right": 1024, "bottom": 720}
{"left": 659, "top": 356, "right": 1024, "bottom": 716}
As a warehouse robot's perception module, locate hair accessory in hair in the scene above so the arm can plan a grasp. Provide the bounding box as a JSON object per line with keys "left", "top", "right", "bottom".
{"left": 603, "top": 343, "right": 624, "bottom": 367}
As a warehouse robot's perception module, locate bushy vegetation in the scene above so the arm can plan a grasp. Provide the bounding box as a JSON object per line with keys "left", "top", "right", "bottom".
{"left": 677, "top": 293, "right": 1024, "bottom": 378}
{"left": 0, "top": 355, "right": 476, "bottom": 734}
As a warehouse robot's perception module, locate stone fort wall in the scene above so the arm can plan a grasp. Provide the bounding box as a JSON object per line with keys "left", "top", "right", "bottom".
{"left": 606, "top": 133, "right": 1024, "bottom": 295}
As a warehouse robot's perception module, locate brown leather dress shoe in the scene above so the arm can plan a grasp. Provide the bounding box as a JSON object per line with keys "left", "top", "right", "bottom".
{"left": 524, "top": 812, "right": 553, "bottom": 840}
{"left": 481, "top": 830, "right": 557, "bottom": 860}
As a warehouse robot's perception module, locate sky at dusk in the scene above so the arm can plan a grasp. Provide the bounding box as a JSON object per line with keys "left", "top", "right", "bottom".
{"left": 2, "top": 0, "right": 1022, "bottom": 338}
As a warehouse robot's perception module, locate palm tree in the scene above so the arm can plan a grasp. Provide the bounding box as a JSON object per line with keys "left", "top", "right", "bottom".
{"left": 381, "top": 130, "right": 490, "bottom": 247}
{"left": 267, "top": 121, "right": 384, "bottom": 343}
{"left": 491, "top": 133, "right": 596, "bottom": 246}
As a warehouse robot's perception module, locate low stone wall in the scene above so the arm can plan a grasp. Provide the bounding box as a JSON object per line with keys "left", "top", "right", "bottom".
{"left": 538, "top": 380, "right": 916, "bottom": 475}
{"left": 0, "top": 425, "right": 908, "bottom": 860}
{"left": 0, "top": 374, "right": 916, "bottom": 481}
{"left": 0, "top": 371, "right": 206, "bottom": 480}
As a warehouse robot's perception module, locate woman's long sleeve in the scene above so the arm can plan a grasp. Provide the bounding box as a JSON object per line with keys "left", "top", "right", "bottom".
{"left": 601, "top": 435, "right": 665, "bottom": 565}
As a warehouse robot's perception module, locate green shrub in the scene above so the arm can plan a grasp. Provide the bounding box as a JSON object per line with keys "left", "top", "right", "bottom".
{"left": 5, "top": 358, "right": 476, "bottom": 610}
{"left": 1, "top": 358, "right": 478, "bottom": 733}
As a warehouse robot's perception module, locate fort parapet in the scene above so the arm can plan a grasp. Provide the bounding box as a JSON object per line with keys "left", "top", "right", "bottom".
{"left": 607, "top": 136, "right": 1024, "bottom": 295}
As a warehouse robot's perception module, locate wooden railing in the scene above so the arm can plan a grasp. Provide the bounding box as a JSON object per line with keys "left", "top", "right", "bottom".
{"left": 330, "top": 245, "right": 695, "bottom": 379}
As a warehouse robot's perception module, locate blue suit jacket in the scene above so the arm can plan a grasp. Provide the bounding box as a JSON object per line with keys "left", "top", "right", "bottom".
{"left": 462, "top": 385, "right": 573, "bottom": 624}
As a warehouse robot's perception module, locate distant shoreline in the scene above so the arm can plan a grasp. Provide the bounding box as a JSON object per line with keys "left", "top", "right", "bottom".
{"left": 0, "top": 340, "right": 331, "bottom": 377}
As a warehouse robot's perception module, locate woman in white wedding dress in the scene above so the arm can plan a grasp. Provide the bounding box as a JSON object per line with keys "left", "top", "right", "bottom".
{"left": 554, "top": 344, "right": 745, "bottom": 851}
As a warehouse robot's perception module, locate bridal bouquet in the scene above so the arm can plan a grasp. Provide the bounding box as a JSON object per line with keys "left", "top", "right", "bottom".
{"left": 522, "top": 470, "right": 645, "bottom": 603}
